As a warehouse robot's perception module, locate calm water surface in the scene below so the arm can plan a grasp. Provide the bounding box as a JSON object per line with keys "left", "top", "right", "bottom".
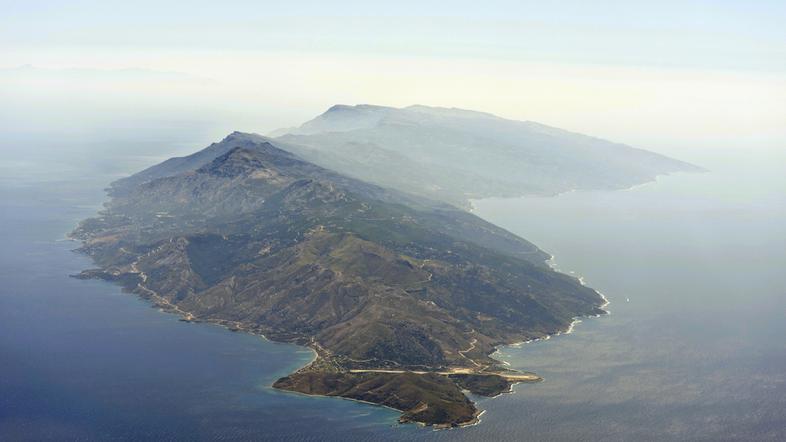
{"left": 1, "top": 138, "right": 784, "bottom": 441}
{"left": 462, "top": 152, "right": 786, "bottom": 441}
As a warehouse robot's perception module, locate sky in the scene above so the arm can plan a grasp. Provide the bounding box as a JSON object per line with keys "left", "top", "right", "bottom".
{"left": 1, "top": 0, "right": 785, "bottom": 161}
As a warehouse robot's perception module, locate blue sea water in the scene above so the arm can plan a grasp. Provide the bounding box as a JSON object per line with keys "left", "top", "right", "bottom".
{"left": 1, "top": 133, "right": 784, "bottom": 441}
{"left": 0, "top": 179, "right": 412, "bottom": 441}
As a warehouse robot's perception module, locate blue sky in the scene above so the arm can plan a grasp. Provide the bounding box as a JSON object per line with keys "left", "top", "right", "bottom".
{"left": 3, "top": 0, "right": 785, "bottom": 72}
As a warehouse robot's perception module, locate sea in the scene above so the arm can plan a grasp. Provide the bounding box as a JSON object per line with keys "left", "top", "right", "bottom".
{"left": 1, "top": 131, "right": 784, "bottom": 441}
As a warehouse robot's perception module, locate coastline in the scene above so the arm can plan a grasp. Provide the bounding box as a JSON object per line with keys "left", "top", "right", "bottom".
{"left": 269, "top": 377, "right": 486, "bottom": 429}
{"left": 466, "top": 170, "right": 702, "bottom": 214}
{"left": 486, "top": 252, "right": 611, "bottom": 384}
{"left": 70, "top": 242, "right": 485, "bottom": 428}
{"left": 71, "top": 228, "right": 604, "bottom": 429}
{"left": 68, "top": 195, "right": 609, "bottom": 430}
{"left": 547, "top": 254, "right": 612, "bottom": 314}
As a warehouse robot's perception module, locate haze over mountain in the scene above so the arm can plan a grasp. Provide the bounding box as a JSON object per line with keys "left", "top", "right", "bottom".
{"left": 271, "top": 104, "right": 702, "bottom": 207}
{"left": 74, "top": 132, "right": 606, "bottom": 427}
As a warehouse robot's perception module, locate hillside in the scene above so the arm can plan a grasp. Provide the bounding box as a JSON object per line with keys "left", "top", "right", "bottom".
{"left": 271, "top": 104, "right": 702, "bottom": 207}
{"left": 72, "top": 133, "right": 606, "bottom": 427}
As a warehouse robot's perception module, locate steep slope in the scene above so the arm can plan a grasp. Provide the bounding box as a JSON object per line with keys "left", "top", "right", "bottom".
{"left": 72, "top": 134, "right": 606, "bottom": 427}
{"left": 102, "top": 132, "right": 549, "bottom": 264}
{"left": 272, "top": 104, "right": 703, "bottom": 207}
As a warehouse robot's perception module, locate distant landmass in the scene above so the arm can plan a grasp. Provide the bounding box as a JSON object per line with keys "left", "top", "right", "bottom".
{"left": 269, "top": 104, "right": 703, "bottom": 208}
{"left": 73, "top": 132, "right": 607, "bottom": 427}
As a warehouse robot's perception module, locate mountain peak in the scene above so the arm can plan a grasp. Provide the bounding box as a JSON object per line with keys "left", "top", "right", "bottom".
{"left": 324, "top": 104, "right": 391, "bottom": 114}
{"left": 200, "top": 147, "right": 269, "bottom": 177}
{"left": 221, "top": 131, "right": 267, "bottom": 144}
{"left": 198, "top": 138, "right": 296, "bottom": 178}
{"left": 220, "top": 133, "right": 295, "bottom": 158}
{"left": 280, "top": 105, "right": 392, "bottom": 136}
{"left": 403, "top": 104, "right": 498, "bottom": 120}
{"left": 325, "top": 104, "right": 353, "bottom": 113}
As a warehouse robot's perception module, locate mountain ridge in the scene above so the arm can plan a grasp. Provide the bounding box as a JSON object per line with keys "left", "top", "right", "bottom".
{"left": 270, "top": 104, "right": 702, "bottom": 207}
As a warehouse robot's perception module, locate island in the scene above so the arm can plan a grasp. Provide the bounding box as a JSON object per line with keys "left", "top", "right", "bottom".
{"left": 72, "top": 132, "right": 608, "bottom": 427}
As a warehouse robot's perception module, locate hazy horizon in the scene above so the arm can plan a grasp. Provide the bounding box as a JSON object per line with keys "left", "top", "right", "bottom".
{"left": 2, "top": 1, "right": 785, "bottom": 167}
